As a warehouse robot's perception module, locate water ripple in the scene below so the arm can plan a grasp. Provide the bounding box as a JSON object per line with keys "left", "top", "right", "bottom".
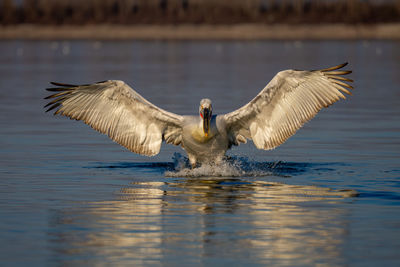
{"left": 86, "top": 154, "right": 346, "bottom": 178}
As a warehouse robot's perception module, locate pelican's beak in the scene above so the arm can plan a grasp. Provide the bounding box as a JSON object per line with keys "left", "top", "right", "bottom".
{"left": 203, "top": 107, "right": 211, "bottom": 137}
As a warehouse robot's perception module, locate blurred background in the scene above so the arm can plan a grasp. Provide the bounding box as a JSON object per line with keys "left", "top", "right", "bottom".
{"left": 1, "top": 0, "right": 400, "bottom": 25}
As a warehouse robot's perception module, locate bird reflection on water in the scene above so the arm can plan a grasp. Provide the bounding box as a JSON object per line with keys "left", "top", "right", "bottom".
{"left": 49, "top": 160, "right": 357, "bottom": 266}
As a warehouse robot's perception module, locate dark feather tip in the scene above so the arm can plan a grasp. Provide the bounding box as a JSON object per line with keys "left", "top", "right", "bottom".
{"left": 45, "top": 102, "right": 61, "bottom": 113}
{"left": 50, "top": 82, "right": 78, "bottom": 87}
{"left": 46, "top": 87, "right": 72, "bottom": 92}
{"left": 44, "top": 96, "right": 65, "bottom": 108}
{"left": 43, "top": 102, "right": 52, "bottom": 108}
{"left": 320, "top": 62, "right": 349, "bottom": 72}
{"left": 44, "top": 91, "right": 71, "bottom": 100}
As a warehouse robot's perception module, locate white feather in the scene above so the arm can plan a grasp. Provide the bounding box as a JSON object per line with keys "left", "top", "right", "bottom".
{"left": 46, "top": 80, "right": 183, "bottom": 156}
{"left": 222, "top": 63, "right": 353, "bottom": 150}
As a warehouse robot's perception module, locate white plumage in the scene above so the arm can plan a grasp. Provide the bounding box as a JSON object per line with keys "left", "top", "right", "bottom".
{"left": 45, "top": 63, "right": 353, "bottom": 167}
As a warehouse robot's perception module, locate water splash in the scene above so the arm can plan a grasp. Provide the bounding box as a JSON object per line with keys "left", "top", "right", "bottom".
{"left": 165, "top": 153, "right": 304, "bottom": 178}
{"left": 87, "top": 153, "right": 335, "bottom": 178}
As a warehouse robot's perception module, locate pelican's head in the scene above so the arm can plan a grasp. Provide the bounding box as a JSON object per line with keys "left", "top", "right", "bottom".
{"left": 199, "top": 98, "right": 212, "bottom": 137}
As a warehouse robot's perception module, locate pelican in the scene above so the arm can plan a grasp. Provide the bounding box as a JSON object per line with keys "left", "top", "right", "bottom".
{"left": 44, "top": 63, "right": 353, "bottom": 167}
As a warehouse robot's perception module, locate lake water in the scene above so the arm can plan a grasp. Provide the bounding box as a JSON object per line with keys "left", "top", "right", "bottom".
{"left": 0, "top": 40, "right": 399, "bottom": 266}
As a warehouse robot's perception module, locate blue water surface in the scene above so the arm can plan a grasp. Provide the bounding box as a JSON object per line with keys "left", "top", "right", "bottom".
{"left": 0, "top": 40, "right": 399, "bottom": 266}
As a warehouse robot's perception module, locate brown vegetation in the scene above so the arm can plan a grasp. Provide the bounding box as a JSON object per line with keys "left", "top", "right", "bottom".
{"left": 1, "top": 0, "right": 400, "bottom": 25}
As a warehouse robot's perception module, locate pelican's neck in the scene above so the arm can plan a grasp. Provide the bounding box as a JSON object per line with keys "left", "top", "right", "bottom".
{"left": 198, "top": 118, "right": 205, "bottom": 133}
{"left": 199, "top": 116, "right": 203, "bottom": 126}
{"left": 191, "top": 123, "right": 211, "bottom": 142}
{"left": 195, "top": 116, "right": 209, "bottom": 138}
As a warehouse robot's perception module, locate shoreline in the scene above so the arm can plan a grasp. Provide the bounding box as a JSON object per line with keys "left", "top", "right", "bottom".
{"left": 1, "top": 23, "right": 400, "bottom": 40}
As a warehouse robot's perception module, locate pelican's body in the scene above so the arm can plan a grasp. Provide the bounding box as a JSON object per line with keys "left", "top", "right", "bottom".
{"left": 182, "top": 115, "right": 229, "bottom": 165}
{"left": 44, "top": 63, "right": 353, "bottom": 167}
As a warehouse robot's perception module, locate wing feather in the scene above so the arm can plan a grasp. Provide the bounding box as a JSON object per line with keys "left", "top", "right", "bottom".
{"left": 44, "top": 80, "right": 184, "bottom": 156}
{"left": 223, "top": 63, "right": 353, "bottom": 150}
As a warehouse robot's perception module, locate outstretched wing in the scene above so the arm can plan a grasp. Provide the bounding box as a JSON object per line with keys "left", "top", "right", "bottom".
{"left": 222, "top": 63, "right": 353, "bottom": 149}
{"left": 44, "top": 80, "right": 184, "bottom": 156}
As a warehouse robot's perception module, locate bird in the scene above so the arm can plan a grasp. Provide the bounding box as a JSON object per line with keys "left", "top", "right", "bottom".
{"left": 44, "top": 63, "right": 353, "bottom": 167}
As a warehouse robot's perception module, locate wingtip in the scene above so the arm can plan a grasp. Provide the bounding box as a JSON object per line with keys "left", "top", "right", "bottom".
{"left": 336, "top": 62, "right": 348, "bottom": 69}
{"left": 50, "top": 82, "right": 64, "bottom": 86}
{"left": 50, "top": 82, "right": 78, "bottom": 87}
{"left": 43, "top": 102, "right": 52, "bottom": 108}
{"left": 45, "top": 102, "right": 61, "bottom": 113}
{"left": 320, "top": 62, "right": 349, "bottom": 72}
